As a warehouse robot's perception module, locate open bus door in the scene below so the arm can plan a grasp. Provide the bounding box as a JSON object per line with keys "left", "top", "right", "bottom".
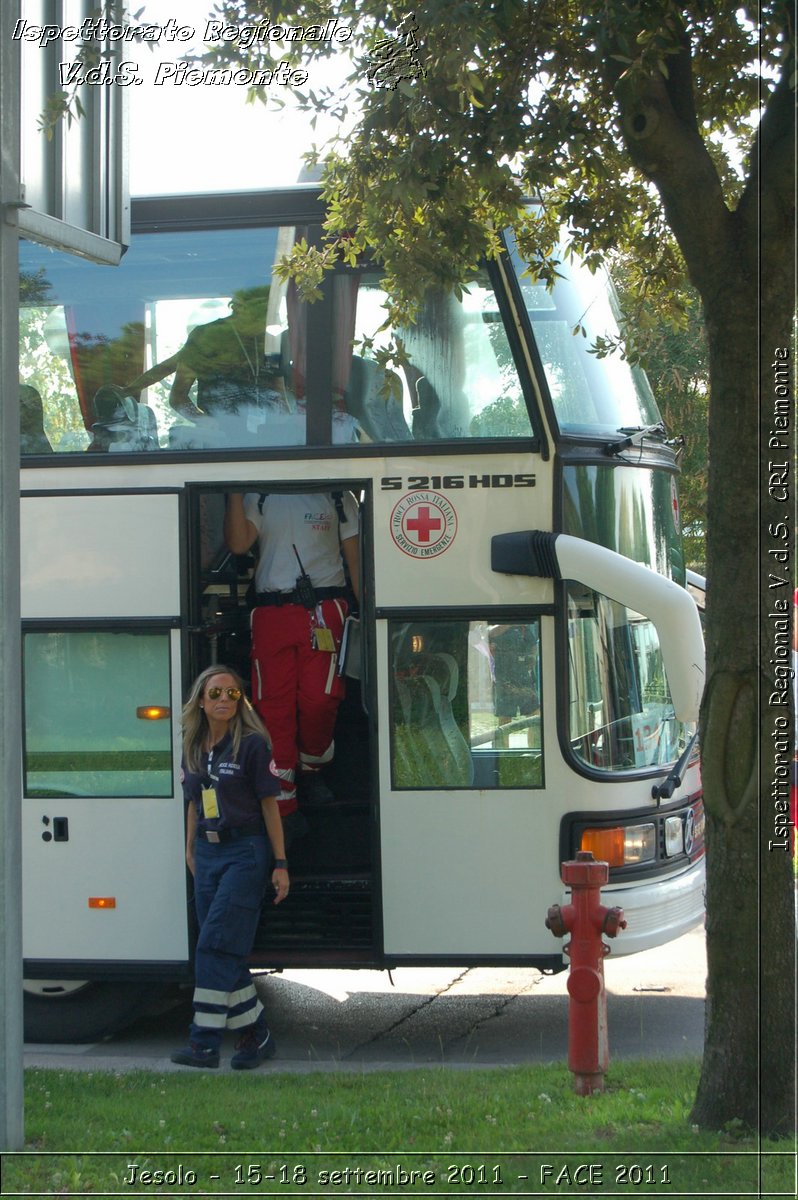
{"left": 186, "top": 483, "right": 378, "bottom": 967}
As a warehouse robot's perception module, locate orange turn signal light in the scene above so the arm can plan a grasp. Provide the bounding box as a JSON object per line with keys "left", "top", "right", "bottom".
{"left": 580, "top": 827, "right": 625, "bottom": 867}
{"left": 136, "top": 705, "right": 171, "bottom": 720}
{"left": 88, "top": 897, "right": 116, "bottom": 909}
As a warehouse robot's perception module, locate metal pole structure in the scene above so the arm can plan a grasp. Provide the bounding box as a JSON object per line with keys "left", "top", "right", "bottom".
{"left": 0, "top": 0, "right": 24, "bottom": 1153}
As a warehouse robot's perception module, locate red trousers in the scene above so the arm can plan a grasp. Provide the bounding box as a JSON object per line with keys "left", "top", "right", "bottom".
{"left": 250, "top": 599, "right": 347, "bottom": 813}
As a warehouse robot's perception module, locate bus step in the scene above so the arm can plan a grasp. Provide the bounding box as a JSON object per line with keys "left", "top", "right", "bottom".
{"left": 253, "top": 873, "right": 374, "bottom": 954}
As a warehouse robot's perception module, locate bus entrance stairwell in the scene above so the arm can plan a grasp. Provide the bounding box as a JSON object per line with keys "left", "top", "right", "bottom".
{"left": 189, "top": 485, "right": 377, "bottom": 966}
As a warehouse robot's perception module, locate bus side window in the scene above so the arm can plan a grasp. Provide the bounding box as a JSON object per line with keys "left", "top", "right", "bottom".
{"left": 350, "top": 269, "right": 534, "bottom": 445}
{"left": 19, "top": 297, "right": 91, "bottom": 453}
{"left": 23, "top": 629, "right": 173, "bottom": 799}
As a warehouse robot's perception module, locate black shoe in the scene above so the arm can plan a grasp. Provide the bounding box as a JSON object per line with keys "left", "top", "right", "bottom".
{"left": 231, "top": 1025, "right": 277, "bottom": 1070}
{"left": 298, "top": 771, "right": 335, "bottom": 804}
{"left": 170, "top": 1042, "right": 220, "bottom": 1069}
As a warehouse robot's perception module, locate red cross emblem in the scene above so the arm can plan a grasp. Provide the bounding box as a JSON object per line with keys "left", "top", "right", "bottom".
{"left": 390, "top": 491, "right": 458, "bottom": 558}
{"left": 406, "top": 505, "right": 443, "bottom": 543}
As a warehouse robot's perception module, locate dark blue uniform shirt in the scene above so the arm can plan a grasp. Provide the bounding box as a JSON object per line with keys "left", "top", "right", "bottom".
{"left": 183, "top": 731, "right": 280, "bottom": 835}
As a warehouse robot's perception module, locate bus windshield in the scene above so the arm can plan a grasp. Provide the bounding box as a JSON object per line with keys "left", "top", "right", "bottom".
{"left": 506, "top": 230, "right": 661, "bottom": 436}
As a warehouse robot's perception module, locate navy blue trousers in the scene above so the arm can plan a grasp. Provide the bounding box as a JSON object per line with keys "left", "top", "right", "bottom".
{"left": 189, "top": 835, "right": 270, "bottom": 1049}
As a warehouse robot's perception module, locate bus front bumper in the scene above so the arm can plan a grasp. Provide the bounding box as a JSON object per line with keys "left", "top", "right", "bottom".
{"left": 556, "top": 857, "right": 706, "bottom": 958}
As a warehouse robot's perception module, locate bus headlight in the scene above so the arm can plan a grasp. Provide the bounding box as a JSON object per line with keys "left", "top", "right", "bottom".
{"left": 664, "top": 815, "right": 684, "bottom": 857}
{"left": 580, "top": 823, "right": 656, "bottom": 867}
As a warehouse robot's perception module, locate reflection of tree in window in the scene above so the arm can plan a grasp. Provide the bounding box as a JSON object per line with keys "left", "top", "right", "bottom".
{"left": 19, "top": 306, "right": 87, "bottom": 450}
{"left": 533, "top": 323, "right": 596, "bottom": 425}
{"left": 20, "top": 267, "right": 51, "bottom": 306}
{"left": 399, "top": 289, "right": 467, "bottom": 438}
{"left": 469, "top": 394, "right": 533, "bottom": 438}
{"left": 489, "top": 624, "right": 539, "bottom": 748}
{"left": 478, "top": 283, "right": 530, "bottom": 434}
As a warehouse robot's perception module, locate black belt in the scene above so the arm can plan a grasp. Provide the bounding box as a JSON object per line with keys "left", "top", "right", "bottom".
{"left": 254, "top": 588, "right": 345, "bottom": 607}
{"left": 203, "top": 822, "right": 265, "bottom": 844}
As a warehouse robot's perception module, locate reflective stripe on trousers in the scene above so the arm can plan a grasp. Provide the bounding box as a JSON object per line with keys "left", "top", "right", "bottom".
{"left": 189, "top": 835, "right": 270, "bottom": 1048}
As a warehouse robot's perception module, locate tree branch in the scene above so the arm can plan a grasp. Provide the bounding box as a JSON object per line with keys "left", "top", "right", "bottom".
{"left": 612, "top": 50, "right": 735, "bottom": 301}
{"left": 738, "top": 36, "right": 796, "bottom": 237}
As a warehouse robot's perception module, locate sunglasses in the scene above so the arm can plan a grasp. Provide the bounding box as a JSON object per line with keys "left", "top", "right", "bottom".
{"left": 206, "top": 686, "right": 242, "bottom": 701}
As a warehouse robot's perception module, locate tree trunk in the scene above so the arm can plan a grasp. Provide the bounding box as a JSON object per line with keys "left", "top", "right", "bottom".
{"left": 620, "top": 29, "right": 798, "bottom": 1125}
{"left": 690, "top": 247, "right": 796, "bottom": 1136}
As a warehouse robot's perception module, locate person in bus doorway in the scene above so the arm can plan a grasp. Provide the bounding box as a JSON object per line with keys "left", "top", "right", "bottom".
{"left": 171, "top": 664, "right": 289, "bottom": 1071}
{"left": 224, "top": 491, "right": 360, "bottom": 838}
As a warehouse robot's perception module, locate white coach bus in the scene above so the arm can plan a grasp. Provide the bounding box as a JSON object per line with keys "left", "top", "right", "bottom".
{"left": 18, "top": 186, "right": 705, "bottom": 1041}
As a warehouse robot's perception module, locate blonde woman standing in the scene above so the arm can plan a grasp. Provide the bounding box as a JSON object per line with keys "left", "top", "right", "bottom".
{"left": 171, "top": 664, "right": 288, "bottom": 1070}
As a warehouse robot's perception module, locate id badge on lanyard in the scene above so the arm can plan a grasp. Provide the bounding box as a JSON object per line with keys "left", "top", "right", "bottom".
{"left": 311, "top": 603, "right": 336, "bottom": 652}
{"left": 202, "top": 748, "right": 220, "bottom": 819}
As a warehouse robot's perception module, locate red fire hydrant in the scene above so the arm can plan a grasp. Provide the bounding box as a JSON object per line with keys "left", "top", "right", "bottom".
{"left": 545, "top": 850, "right": 627, "bottom": 1095}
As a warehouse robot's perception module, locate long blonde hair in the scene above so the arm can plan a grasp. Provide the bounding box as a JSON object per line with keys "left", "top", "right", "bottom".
{"left": 182, "top": 663, "right": 270, "bottom": 774}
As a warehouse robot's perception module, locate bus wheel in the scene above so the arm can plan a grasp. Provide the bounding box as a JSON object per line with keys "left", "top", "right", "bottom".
{"left": 23, "top": 980, "right": 152, "bottom": 1044}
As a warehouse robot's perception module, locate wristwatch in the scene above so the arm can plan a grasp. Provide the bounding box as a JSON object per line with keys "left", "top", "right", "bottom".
{"left": 273, "top": 858, "right": 288, "bottom": 870}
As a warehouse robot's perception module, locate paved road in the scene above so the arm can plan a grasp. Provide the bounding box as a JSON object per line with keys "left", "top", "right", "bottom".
{"left": 24, "top": 923, "right": 706, "bottom": 1074}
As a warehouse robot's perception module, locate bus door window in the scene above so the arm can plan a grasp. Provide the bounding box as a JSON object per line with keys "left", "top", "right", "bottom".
{"left": 193, "top": 493, "right": 249, "bottom": 678}
{"left": 390, "top": 618, "right": 543, "bottom": 790}
{"left": 488, "top": 623, "right": 540, "bottom": 750}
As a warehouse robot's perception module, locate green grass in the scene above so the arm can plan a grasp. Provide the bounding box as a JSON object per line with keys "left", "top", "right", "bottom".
{"left": 2, "top": 1062, "right": 794, "bottom": 1197}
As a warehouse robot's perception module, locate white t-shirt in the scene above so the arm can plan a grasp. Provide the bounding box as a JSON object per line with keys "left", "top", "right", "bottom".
{"left": 243, "top": 492, "right": 359, "bottom": 593}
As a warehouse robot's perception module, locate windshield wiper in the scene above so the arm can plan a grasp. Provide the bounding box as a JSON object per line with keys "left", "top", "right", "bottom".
{"left": 605, "top": 422, "right": 667, "bottom": 455}
{"left": 651, "top": 729, "right": 700, "bottom": 802}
